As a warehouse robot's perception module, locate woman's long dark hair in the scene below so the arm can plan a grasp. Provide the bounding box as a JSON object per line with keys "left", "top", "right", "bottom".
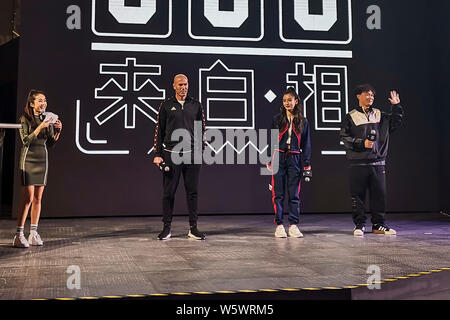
{"left": 278, "top": 87, "right": 305, "bottom": 134}
{"left": 22, "top": 89, "right": 48, "bottom": 136}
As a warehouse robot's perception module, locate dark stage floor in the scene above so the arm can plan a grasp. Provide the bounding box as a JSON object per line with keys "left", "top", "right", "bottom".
{"left": 0, "top": 212, "right": 449, "bottom": 300}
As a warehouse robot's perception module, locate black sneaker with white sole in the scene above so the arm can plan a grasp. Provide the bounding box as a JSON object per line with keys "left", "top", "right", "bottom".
{"left": 157, "top": 225, "right": 171, "bottom": 240}
{"left": 372, "top": 224, "right": 396, "bottom": 235}
{"left": 188, "top": 226, "right": 205, "bottom": 240}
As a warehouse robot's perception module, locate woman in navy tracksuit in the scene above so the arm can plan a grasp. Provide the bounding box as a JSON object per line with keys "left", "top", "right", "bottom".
{"left": 267, "top": 87, "right": 312, "bottom": 238}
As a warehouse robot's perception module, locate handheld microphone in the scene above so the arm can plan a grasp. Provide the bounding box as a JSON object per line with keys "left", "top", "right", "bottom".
{"left": 367, "top": 129, "right": 377, "bottom": 152}
{"left": 368, "top": 129, "right": 377, "bottom": 141}
{"left": 303, "top": 169, "right": 312, "bottom": 182}
{"left": 158, "top": 162, "right": 171, "bottom": 172}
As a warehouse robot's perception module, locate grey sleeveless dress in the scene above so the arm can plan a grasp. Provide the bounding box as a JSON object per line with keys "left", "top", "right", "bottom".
{"left": 19, "top": 115, "right": 57, "bottom": 186}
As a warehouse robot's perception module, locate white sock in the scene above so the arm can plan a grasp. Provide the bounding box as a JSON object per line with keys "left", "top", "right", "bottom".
{"left": 30, "top": 224, "right": 38, "bottom": 234}
{"left": 16, "top": 226, "right": 24, "bottom": 235}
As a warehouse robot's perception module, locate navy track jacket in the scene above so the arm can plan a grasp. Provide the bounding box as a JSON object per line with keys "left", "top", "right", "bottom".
{"left": 271, "top": 114, "right": 312, "bottom": 168}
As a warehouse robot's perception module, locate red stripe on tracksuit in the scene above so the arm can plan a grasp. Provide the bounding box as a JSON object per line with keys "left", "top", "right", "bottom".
{"left": 272, "top": 123, "right": 303, "bottom": 224}
{"left": 270, "top": 151, "right": 277, "bottom": 224}
{"left": 278, "top": 125, "right": 289, "bottom": 142}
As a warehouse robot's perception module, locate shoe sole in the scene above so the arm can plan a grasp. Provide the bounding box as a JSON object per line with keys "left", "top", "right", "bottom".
{"left": 188, "top": 232, "right": 205, "bottom": 240}
{"left": 288, "top": 227, "right": 303, "bottom": 238}
{"left": 275, "top": 233, "right": 287, "bottom": 238}
{"left": 28, "top": 239, "right": 44, "bottom": 246}
{"left": 157, "top": 233, "right": 171, "bottom": 240}
{"left": 13, "top": 237, "right": 29, "bottom": 248}
{"left": 289, "top": 234, "right": 303, "bottom": 238}
{"left": 373, "top": 230, "right": 396, "bottom": 235}
{"left": 28, "top": 234, "right": 44, "bottom": 245}
{"left": 373, "top": 229, "right": 396, "bottom": 235}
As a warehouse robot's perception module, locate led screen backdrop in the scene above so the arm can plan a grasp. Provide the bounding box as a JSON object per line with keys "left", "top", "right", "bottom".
{"left": 14, "top": 0, "right": 440, "bottom": 217}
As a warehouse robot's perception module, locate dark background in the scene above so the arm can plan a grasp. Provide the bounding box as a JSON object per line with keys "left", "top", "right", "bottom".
{"left": 1, "top": 0, "right": 449, "bottom": 218}
{"left": 0, "top": 0, "right": 20, "bottom": 217}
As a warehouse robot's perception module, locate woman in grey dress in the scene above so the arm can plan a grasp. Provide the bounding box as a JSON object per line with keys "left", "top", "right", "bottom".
{"left": 13, "top": 90, "right": 62, "bottom": 248}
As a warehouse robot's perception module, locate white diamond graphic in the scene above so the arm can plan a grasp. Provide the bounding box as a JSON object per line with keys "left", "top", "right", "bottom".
{"left": 264, "top": 90, "right": 277, "bottom": 103}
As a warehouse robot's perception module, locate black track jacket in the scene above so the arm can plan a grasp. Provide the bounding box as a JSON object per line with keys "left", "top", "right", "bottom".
{"left": 340, "top": 104, "right": 404, "bottom": 164}
{"left": 153, "top": 96, "right": 206, "bottom": 157}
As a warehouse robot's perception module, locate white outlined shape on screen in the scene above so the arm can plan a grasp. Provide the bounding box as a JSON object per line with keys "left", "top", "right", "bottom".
{"left": 199, "top": 59, "right": 255, "bottom": 129}
{"left": 294, "top": 0, "right": 337, "bottom": 31}
{"left": 108, "top": 0, "right": 156, "bottom": 24}
{"left": 285, "top": 62, "right": 348, "bottom": 156}
{"left": 321, "top": 151, "right": 346, "bottom": 155}
{"left": 206, "top": 98, "right": 248, "bottom": 121}
{"left": 286, "top": 62, "right": 315, "bottom": 118}
{"left": 94, "top": 58, "right": 165, "bottom": 129}
{"left": 91, "top": 0, "right": 172, "bottom": 38}
{"left": 264, "top": 90, "right": 277, "bottom": 103}
{"left": 321, "top": 90, "right": 341, "bottom": 103}
{"left": 313, "top": 65, "right": 348, "bottom": 131}
{"left": 204, "top": 0, "right": 249, "bottom": 28}
{"left": 321, "top": 72, "right": 341, "bottom": 85}
{"left": 321, "top": 107, "right": 341, "bottom": 123}
{"left": 86, "top": 122, "right": 107, "bottom": 144}
{"left": 279, "top": 0, "right": 353, "bottom": 44}
{"left": 75, "top": 100, "right": 129, "bottom": 155}
{"left": 91, "top": 43, "right": 352, "bottom": 58}
{"left": 207, "top": 77, "right": 247, "bottom": 93}
{"left": 188, "top": 0, "right": 264, "bottom": 41}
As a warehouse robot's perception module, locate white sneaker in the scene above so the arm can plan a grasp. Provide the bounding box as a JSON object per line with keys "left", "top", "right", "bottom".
{"left": 28, "top": 232, "right": 44, "bottom": 246}
{"left": 288, "top": 225, "right": 304, "bottom": 238}
{"left": 353, "top": 225, "right": 365, "bottom": 237}
{"left": 13, "top": 234, "right": 29, "bottom": 248}
{"left": 275, "top": 225, "right": 287, "bottom": 238}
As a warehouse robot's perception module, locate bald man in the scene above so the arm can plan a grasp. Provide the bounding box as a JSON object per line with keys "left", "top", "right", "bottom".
{"left": 153, "top": 74, "right": 206, "bottom": 240}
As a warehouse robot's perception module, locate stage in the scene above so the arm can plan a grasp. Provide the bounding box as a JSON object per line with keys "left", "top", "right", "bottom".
{"left": 0, "top": 212, "right": 449, "bottom": 300}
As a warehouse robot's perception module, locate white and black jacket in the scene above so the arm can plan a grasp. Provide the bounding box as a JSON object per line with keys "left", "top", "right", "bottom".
{"left": 340, "top": 104, "right": 404, "bottom": 165}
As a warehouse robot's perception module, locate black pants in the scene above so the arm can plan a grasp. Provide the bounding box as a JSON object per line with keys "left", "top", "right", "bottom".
{"left": 349, "top": 165, "right": 386, "bottom": 226}
{"left": 162, "top": 150, "right": 201, "bottom": 226}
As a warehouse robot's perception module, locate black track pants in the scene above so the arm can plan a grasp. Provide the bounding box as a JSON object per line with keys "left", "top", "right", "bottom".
{"left": 161, "top": 150, "right": 201, "bottom": 226}
{"left": 349, "top": 165, "right": 386, "bottom": 226}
